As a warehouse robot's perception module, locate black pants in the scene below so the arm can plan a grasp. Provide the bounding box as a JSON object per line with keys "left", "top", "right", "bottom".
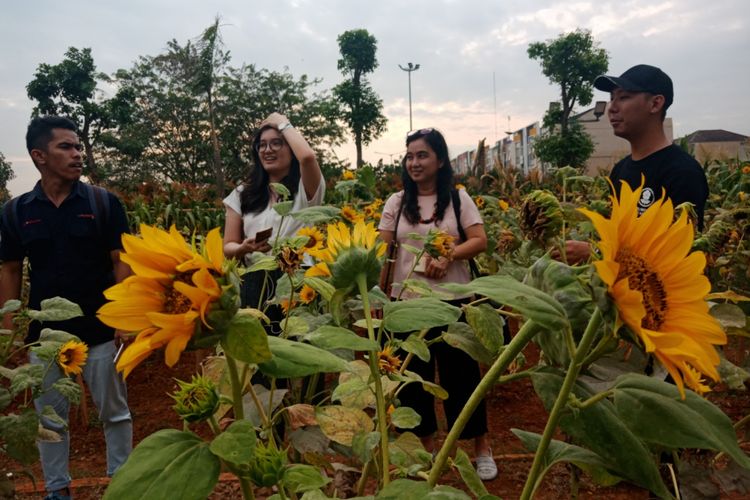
{"left": 398, "top": 300, "right": 488, "bottom": 440}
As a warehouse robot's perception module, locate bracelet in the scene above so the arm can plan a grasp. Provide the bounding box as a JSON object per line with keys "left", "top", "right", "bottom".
{"left": 278, "top": 122, "right": 293, "bottom": 133}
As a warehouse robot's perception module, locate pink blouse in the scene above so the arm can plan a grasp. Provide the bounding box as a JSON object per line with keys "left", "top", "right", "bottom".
{"left": 378, "top": 190, "right": 483, "bottom": 299}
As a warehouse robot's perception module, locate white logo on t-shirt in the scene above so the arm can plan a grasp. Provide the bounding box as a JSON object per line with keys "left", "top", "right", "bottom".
{"left": 637, "top": 188, "right": 655, "bottom": 214}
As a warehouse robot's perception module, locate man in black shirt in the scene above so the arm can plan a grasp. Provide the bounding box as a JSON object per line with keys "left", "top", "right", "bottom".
{"left": 564, "top": 64, "right": 709, "bottom": 262}
{"left": 0, "top": 116, "right": 132, "bottom": 500}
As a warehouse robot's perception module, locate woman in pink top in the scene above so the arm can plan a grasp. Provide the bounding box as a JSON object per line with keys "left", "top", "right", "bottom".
{"left": 378, "top": 128, "right": 497, "bottom": 481}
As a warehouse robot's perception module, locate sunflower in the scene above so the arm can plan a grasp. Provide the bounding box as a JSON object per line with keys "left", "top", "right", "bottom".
{"left": 277, "top": 246, "right": 303, "bottom": 274}
{"left": 579, "top": 181, "right": 726, "bottom": 397}
{"left": 304, "top": 262, "right": 332, "bottom": 278}
{"left": 342, "top": 170, "right": 356, "bottom": 180}
{"left": 98, "top": 225, "right": 228, "bottom": 378}
{"left": 299, "top": 285, "right": 317, "bottom": 304}
{"left": 456, "top": 183, "right": 466, "bottom": 191}
{"left": 58, "top": 340, "right": 88, "bottom": 376}
{"left": 298, "top": 226, "right": 325, "bottom": 252}
{"left": 341, "top": 205, "right": 364, "bottom": 224}
{"left": 280, "top": 298, "right": 297, "bottom": 315}
{"left": 377, "top": 345, "right": 402, "bottom": 374}
{"left": 498, "top": 199, "right": 509, "bottom": 211}
{"left": 742, "top": 165, "right": 750, "bottom": 175}
{"left": 311, "top": 220, "right": 386, "bottom": 290}
{"left": 474, "top": 196, "right": 485, "bottom": 209}
{"left": 424, "top": 229, "right": 454, "bottom": 259}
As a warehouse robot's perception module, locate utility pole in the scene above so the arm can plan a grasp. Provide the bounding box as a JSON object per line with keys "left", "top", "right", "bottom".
{"left": 398, "top": 62, "right": 420, "bottom": 130}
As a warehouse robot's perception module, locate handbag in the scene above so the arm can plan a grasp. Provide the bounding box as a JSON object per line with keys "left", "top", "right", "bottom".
{"left": 379, "top": 197, "right": 404, "bottom": 297}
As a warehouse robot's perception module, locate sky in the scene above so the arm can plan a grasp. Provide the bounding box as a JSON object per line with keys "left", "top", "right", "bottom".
{"left": 1, "top": 0, "right": 748, "bottom": 196}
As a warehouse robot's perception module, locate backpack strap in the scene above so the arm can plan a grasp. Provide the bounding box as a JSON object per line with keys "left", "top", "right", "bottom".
{"left": 450, "top": 189, "right": 481, "bottom": 278}
{"left": 83, "top": 184, "right": 110, "bottom": 236}
{"left": 2, "top": 195, "right": 23, "bottom": 245}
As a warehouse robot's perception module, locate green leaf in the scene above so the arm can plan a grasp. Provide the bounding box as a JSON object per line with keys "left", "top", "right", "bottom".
{"left": 450, "top": 448, "right": 490, "bottom": 498}
{"left": 39, "top": 404, "right": 68, "bottom": 431}
{"left": 376, "top": 478, "right": 430, "bottom": 499}
{"left": 442, "top": 322, "right": 495, "bottom": 365}
{"left": 209, "top": 420, "right": 256, "bottom": 466}
{"left": 0, "top": 410, "right": 39, "bottom": 465}
{"left": 464, "top": 303, "right": 505, "bottom": 355}
{"left": 383, "top": 298, "right": 462, "bottom": 333}
{"left": 331, "top": 375, "right": 372, "bottom": 409}
{"left": 0, "top": 299, "right": 21, "bottom": 315}
{"left": 612, "top": 373, "right": 750, "bottom": 468}
{"left": 400, "top": 334, "right": 430, "bottom": 362}
{"left": 390, "top": 406, "right": 421, "bottom": 429}
{"left": 443, "top": 275, "right": 568, "bottom": 332}
{"left": 512, "top": 429, "right": 621, "bottom": 491}
{"left": 389, "top": 432, "right": 430, "bottom": 469}
{"left": 352, "top": 430, "right": 380, "bottom": 464}
{"left": 27, "top": 297, "right": 84, "bottom": 322}
{"left": 273, "top": 200, "right": 295, "bottom": 216}
{"left": 246, "top": 255, "right": 279, "bottom": 272}
{"left": 259, "top": 337, "right": 349, "bottom": 378}
{"left": 51, "top": 378, "right": 82, "bottom": 405}
{"left": 283, "top": 316, "right": 310, "bottom": 337}
{"left": 290, "top": 206, "right": 341, "bottom": 224}
{"left": 305, "top": 325, "right": 378, "bottom": 352}
{"left": 283, "top": 464, "right": 331, "bottom": 493}
{"left": 0, "top": 387, "right": 11, "bottom": 411}
{"left": 8, "top": 364, "right": 44, "bottom": 396}
{"left": 221, "top": 313, "right": 271, "bottom": 364}
{"left": 104, "top": 429, "right": 220, "bottom": 500}
{"left": 304, "top": 277, "right": 336, "bottom": 302}
{"left": 270, "top": 182, "right": 291, "bottom": 200}
{"left": 38, "top": 328, "right": 80, "bottom": 343}
{"left": 531, "top": 368, "right": 671, "bottom": 499}
{"left": 718, "top": 354, "right": 750, "bottom": 390}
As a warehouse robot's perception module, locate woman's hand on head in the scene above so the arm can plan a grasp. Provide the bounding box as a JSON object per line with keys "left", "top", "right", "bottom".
{"left": 261, "top": 113, "right": 289, "bottom": 129}
{"left": 424, "top": 255, "right": 451, "bottom": 280}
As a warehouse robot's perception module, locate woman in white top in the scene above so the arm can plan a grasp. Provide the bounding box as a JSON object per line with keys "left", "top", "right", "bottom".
{"left": 378, "top": 128, "right": 497, "bottom": 481}
{"left": 223, "top": 112, "right": 325, "bottom": 309}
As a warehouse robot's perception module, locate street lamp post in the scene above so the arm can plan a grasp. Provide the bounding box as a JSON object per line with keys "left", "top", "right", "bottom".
{"left": 398, "top": 62, "right": 420, "bottom": 130}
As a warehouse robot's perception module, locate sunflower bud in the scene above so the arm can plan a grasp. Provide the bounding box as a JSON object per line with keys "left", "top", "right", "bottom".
{"left": 520, "top": 190, "right": 563, "bottom": 244}
{"left": 277, "top": 246, "right": 303, "bottom": 275}
{"left": 171, "top": 375, "right": 219, "bottom": 423}
{"left": 692, "top": 220, "right": 733, "bottom": 254}
{"left": 247, "top": 442, "right": 288, "bottom": 487}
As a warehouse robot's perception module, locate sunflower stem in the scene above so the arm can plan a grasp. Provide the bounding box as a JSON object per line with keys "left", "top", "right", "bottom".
{"left": 520, "top": 307, "right": 603, "bottom": 500}
{"left": 225, "top": 355, "right": 245, "bottom": 421}
{"left": 395, "top": 249, "right": 426, "bottom": 301}
{"left": 281, "top": 273, "right": 295, "bottom": 339}
{"left": 570, "top": 389, "right": 614, "bottom": 410}
{"left": 357, "top": 273, "right": 391, "bottom": 487}
{"left": 239, "top": 476, "right": 255, "bottom": 500}
{"left": 208, "top": 415, "right": 221, "bottom": 435}
{"left": 246, "top": 382, "right": 270, "bottom": 429}
{"left": 428, "top": 319, "right": 542, "bottom": 487}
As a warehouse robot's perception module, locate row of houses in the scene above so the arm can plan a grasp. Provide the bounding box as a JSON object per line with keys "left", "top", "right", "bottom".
{"left": 451, "top": 103, "right": 749, "bottom": 176}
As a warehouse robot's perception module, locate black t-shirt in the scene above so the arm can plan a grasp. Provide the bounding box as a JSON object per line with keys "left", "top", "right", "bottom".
{"left": 609, "top": 144, "right": 708, "bottom": 230}
{"left": 0, "top": 181, "right": 130, "bottom": 346}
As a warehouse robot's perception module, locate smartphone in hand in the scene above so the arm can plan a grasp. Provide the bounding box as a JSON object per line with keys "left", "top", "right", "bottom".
{"left": 254, "top": 227, "right": 273, "bottom": 243}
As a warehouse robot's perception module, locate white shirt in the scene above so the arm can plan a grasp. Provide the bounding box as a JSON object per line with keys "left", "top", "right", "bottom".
{"left": 223, "top": 175, "right": 325, "bottom": 262}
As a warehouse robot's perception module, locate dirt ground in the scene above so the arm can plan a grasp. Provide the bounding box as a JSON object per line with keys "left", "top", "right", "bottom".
{"left": 4, "top": 337, "right": 750, "bottom": 499}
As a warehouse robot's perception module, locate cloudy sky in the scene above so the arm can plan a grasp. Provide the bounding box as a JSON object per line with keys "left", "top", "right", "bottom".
{"left": 1, "top": 0, "right": 748, "bottom": 196}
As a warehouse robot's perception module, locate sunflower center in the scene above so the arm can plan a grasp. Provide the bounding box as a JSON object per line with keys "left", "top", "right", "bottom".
{"left": 164, "top": 272, "right": 194, "bottom": 314}
{"left": 616, "top": 247, "right": 668, "bottom": 330}
{"left": 59, "top": 351, "right": 71, "bottom": 365}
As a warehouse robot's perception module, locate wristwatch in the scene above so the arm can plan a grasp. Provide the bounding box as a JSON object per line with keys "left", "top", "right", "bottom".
{"left": 278, "top": 122, "right": 293, "bottom": 133}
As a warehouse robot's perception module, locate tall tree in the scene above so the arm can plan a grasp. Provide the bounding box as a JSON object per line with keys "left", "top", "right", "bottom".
{"left": 26, "top": 47, "right": 115, "bottom": 183}
{"left": 333, "top": 29, "right": 387, "bottom": 167}
{"left": 0, "top": 152, "right": 15, "bottom": 203}
{"left": 528, "top": 29, "right": 608, "bottom": 168}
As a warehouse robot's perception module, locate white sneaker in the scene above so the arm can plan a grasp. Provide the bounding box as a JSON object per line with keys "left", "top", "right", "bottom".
{"left": 475, "top": 451, "right": 498, "bottom": 481}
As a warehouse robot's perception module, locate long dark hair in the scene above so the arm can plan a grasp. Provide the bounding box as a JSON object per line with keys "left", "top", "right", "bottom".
{"left": 240, "top": 125, "right": 301, "bottom": 214}
{"left": 401, "top": 128, "right": 454, "bottom": 225}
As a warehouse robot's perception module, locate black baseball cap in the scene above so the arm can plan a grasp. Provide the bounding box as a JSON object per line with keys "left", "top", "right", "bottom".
{"left": 594, "top": 64, "right": 673, "bottom": 110}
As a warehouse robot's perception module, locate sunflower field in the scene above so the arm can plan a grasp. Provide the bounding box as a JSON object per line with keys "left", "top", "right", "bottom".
{"left": 2, "top": 158, "right": 750, "bottom": 499}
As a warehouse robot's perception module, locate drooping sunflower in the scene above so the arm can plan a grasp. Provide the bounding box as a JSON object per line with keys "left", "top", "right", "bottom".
{"left": 341, "top": 205, "right": 364, "bottom": 224}
{"left": 297, "top": 226, "right": 325, "bottom": 253}
{"left": 98, "top": 225, "right": 230, "bottom": 378}
{"left": 377, "top": 345, "right": 402, "bottom": 374}
{"left": 424, "top": 229, "right": 454, "bottom": 259}
{"left": 579, "top": 181, "right": 726, "bottom": 397}
{"left": 299, "top": 285, "right": 317, "bottom": 304}
{"left": 58, "top": 340, "right": 88, "bottom": 376}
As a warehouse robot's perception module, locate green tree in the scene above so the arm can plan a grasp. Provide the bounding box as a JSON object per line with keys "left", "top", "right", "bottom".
{"left": 333, "top": 29, "right": 387, "bottom": 168}
{"left": 528, "top": 29, "right": 608, "bottom": 168}
{"left": 0, "top": 152, "right": 15, "bottom": 203}
{"left": 26, "top": 47, "right": 119, "bottom": 183}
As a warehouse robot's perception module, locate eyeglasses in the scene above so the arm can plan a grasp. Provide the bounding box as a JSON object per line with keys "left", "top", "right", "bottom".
{"left": 255, "top": 138, "right": 285, "bottom": 153}
{"left": 406, "top": 128, "right": 435, "bottom": 139}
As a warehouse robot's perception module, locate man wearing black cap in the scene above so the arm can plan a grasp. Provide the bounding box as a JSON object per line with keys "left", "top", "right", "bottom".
{"left": 562, "top": 64, "right": 708, "bottom": 263}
